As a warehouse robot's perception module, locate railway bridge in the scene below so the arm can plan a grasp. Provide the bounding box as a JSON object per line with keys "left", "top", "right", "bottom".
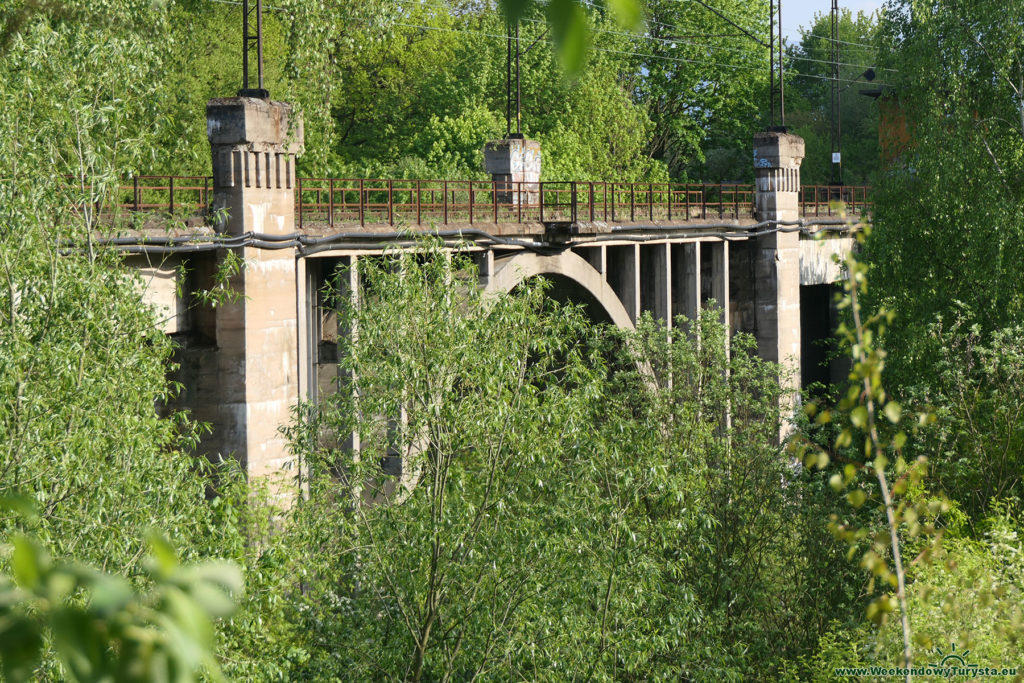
{"left": 116, "top": 96, "right": 864, "bottom": 484}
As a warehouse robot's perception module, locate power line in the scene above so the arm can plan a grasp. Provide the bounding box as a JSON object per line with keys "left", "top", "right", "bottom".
{"left": 398, "top": 0, "right": 891, "bottom": 74}
{"left": 207, "top": 0, "right": 288, "bottom": 12}
{"left": 388, "top": 20, "right": 892, "bottom": 87}
{"left": 533, "top": 15, "right": 890, "bottom": 72}
{"left": 785, "top": 28, "right": 877, "bottom": 49}
{"left": 678, "top": 0, "right": 766, "bottom": 47}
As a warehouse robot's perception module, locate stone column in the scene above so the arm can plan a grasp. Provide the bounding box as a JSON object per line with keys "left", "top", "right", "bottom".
{"left": 753, "top": 131, "right": 804, "bottom": 384}
{"left": 483, "top": 137, "right": 541, "bottom": 206}
{"left": 711, "top": 241, "right": 730, "bottom": 331}
{"left": 607, "top": 244, "right": 640, "bottom": 324}
{"left": 681, "top": 242, "right": 701, "bottom": 324}
{"left": 205, "top": 97, "right": 304, "bottom": 491}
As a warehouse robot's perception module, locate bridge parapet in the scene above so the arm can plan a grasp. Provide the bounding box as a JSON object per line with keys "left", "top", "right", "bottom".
{"left": 90, "top": 177, "right": 868, "bottom": 233}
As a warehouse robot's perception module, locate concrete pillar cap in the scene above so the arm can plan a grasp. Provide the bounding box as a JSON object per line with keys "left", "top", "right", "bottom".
{"left": 207, "top": 97, "right": 304, "bottom": 154}
{"left": 753, "top": 131, "right": 805, "bottom": 170}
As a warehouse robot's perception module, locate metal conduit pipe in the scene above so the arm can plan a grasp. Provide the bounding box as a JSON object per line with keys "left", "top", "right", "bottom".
{"left": 88, "top": 218, "right": 860, "bottom": 255}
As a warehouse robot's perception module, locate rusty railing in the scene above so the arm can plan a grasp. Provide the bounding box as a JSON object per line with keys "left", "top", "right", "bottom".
{"left": 80, "top": 176, "right": 871, "bottom": 226}
{"left": 800, "top": 185, "right": 871, "bottom": 217}
{"left": 59, "top": 175, "right": 211, "bottom": 223}
{"left": 294, "top": 179, "right": 760, "bottom": 229}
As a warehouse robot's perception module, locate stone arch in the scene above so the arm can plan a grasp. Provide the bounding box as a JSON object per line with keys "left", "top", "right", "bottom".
{"left": 484, "top": 250, "right": 635, "bottom": 330}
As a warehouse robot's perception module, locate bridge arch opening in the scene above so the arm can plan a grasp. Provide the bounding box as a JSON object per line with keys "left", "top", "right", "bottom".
{"left": 484, "top": 250, "right": 634, "bottom": 331}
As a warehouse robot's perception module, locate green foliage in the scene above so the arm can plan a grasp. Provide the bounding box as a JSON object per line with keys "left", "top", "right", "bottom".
{"left": 0, "top": 521, "right": 241, "bottom": 683}
{"left": 796, "top": 230, "right": 948, "bottom": 671}
{"left": 0, "top": 4, "right": 253, "bottom": 676}
{"left": 911, "top": 322, "right": 1024, "bottom": 521}
{"left": 641, "top": 0, "right": 768, "bottom": 181}
{"left": 865, "top": 0, "right": 1024, "bottom": 386}
{"left": 268, "top": 248, "right": 849, "bottom": 679}
{"left": 785, "top": 9, "right": 880, "bottom": 185}
{"left": 787, "top": 501, "right": 1024, "bottom": 679}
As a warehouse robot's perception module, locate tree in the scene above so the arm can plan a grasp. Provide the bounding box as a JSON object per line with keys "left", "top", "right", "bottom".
{"left": 0, "top": 522, "right": 240, "bottom": 683}
{"left": 865, "top": 0, "right": 1024, "bottom": 382}
{"left": 785, "top": 9, "right": 880, "bottom": 186}
{"left": 859, "top": 0, "right": 1024, "bottom": 521}
{"left": 275, "top": 247, "right": 844, "bottom": 679}
{"left": 638, "top": 0, "right": 768, "bottom": 181}
{"left": 0, "top": 4, "right": 254, "bottom": 676}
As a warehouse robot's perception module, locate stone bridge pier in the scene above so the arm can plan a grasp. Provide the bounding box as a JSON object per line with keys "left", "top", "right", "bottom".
{"left": 142, "top": 97, "right": 854, "bottom": 494}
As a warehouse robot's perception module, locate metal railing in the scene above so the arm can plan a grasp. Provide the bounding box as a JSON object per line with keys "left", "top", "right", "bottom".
{"left": 295, "top": 179, "right": 759, "bottom": 229}
{"left": 59, "top": 175, "right": 211, "bottom": 223}
{"left": 78, "top": 176, "right": 870, "bottom": 226}
{"left": 801, "top": 185, "right": 871, "bottom": 217}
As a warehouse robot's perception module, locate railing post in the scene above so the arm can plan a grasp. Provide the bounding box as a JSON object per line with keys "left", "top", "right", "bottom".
{"left": 649, "top": 182, "right": 654, "bottom": 221}
{"left": 667, "top": 183, "right": 673, "bottom": 222}
{"left": 168, "top": 176, "right": 175, "bottom": 214}
{"left": 492, "top": 180, "right": 498, "bottom": 224}
{"left": 469, "top": 183, "right": 474, "bottom": 225}
{"left": 298, "top": 177, "right": 304, "bottom": 230}
{"left": 358, "top": 178, "right": 365, "bottom": 227}
{"left": 610, "top": 183, "right": 615, "bottom": 222}
{"left": 571, "top": 181, "right": 578, "bottom": 223}
{"left": 719, "top": 182, "right": 724, "bottom": 219}
{"left": 203, "top": 176, "right": 209, "bottom": 216}
{"left": 701, "top": 185, "right": 707, "bottom": 220}
{"left": 589, "top": 182, "right": 595, "bottom": 222}
{"left": 133, "top": 175, "right": 140, "bottom": 212}
{"left": 629, "top": 184, "right": 635, "bottom": 222}
{"left": 517, "top": 181, "right": 523, "bottom": 223}
{"left": 734, "top": 185, "right": 739, "bottom": 218}
{"left": 443, "top": 180, "right": 448, "bottom": 226}
{"left": 328, "top": 178, "right": 335, "bottom": 228}
{"left": 416, "top": 180, "right": 422, "bottom": 225}
{"left": 539, "top": 182, "right": 545, "bottom": 223}
{"left": 388, "top": 179, "right": 394, "bottom": 226}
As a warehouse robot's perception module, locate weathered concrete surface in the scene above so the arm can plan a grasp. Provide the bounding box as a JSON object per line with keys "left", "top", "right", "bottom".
{"left": 198, "top": 97, "right": 305, "bottom": 494}
{"left": 484, "top": 137, "right": 541, "bottom": 205}
{"left": 213, "top": 247, "right": 299, "bottom": 479}
{"left": 208, "top": 97, "right": 303, "bottom": 236}
{"left": 800, "top": 234, "right": 855, "bottom": 286}
{"left": 753, "top": 131, "right": 804, "bottom": 377}
{"left": 483, "top": 249, "right": 634, "bottom": 330}
{"left": 128, "top": 255, "right": 187, "bottom": 334}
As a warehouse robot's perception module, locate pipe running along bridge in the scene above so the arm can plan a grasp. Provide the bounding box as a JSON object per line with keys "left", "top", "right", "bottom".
{"left": 115, "top": 97, "right": 864, "bottom": 490}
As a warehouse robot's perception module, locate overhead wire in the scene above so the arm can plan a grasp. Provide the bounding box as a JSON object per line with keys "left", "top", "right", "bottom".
{"left": 387, "top": 20, "right": 892, "bottom": 87}
{"left": 786, "top": 29, "right": 877, "bottom": 49}
{"left": 396, "top": 0, "right": 893, "bottom": 75}
{"left": 517, "top": 12, "right": 892, "bottom": 73}
{"left": 210, "top": 0, "right": 891, "bottom": 77}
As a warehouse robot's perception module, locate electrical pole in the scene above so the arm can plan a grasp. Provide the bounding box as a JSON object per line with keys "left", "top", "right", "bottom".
{"left": 830, "top": 0, "right": 842, "bottom": 185}
{"left": 515, "top": 20, "right": 522, "bottom": 137}
{"left": 506, "top": 21, "right": 513, "bottom": 138}
{"left": 768, "top": 0, "right": 786, "bottom": 129}
{"left": 778, "top": 0, "right": 784, "bottom": 127}
{"left": 769, "top": 0, "right": 775, "bottom": 128}
{"left": 240, "top": 0, "right": 267, "bottom": 97}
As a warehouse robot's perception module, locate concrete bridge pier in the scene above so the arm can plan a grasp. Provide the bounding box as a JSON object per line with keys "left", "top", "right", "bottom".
{"left": 199, "top": 97, "right": 304, "bottom": 489}
{"left": 753, "top": 131, "right": 805, "bottom": 385}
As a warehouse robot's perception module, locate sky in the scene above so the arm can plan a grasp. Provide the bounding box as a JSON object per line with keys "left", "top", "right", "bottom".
{"left": 781, "top": 0, "right": 883, "bottom": 43}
